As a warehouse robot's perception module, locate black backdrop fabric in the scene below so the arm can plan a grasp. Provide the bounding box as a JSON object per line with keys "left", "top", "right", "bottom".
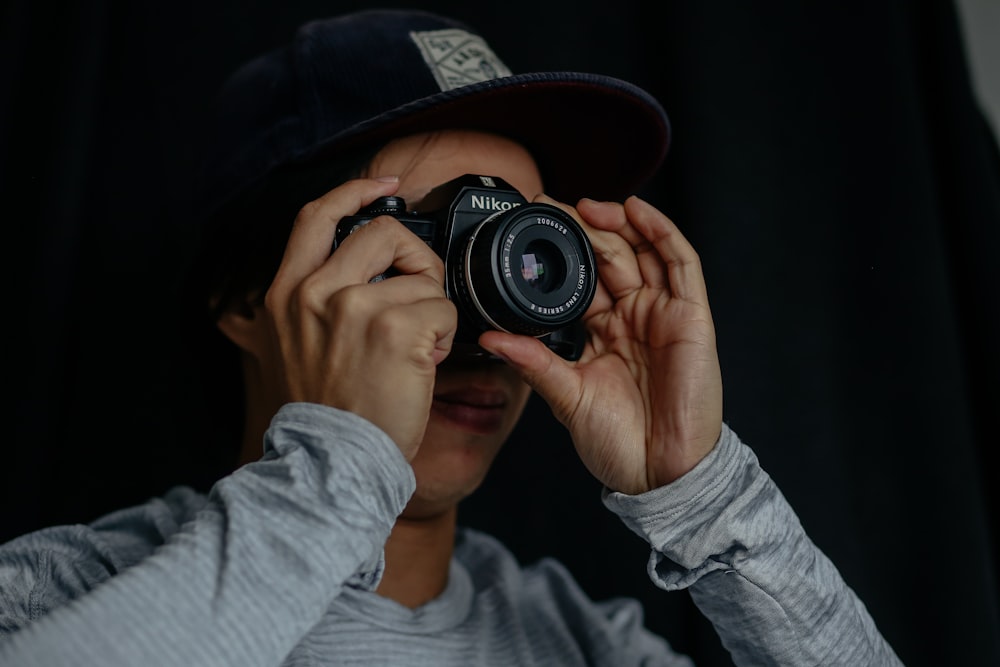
{"left": 3, "top": 1, "right": 998, "bottom": 665}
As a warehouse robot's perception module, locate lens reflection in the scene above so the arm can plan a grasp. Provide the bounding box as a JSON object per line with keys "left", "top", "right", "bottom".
{"left": 519, "top": 239, "right": 565, "bottom": 295}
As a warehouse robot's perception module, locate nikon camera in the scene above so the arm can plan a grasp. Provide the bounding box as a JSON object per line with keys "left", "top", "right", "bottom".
{"left": 335, "top": 174, "right": 597, "bottom": 360}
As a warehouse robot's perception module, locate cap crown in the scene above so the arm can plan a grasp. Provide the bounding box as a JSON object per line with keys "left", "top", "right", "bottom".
{"left": 198, "top": 9, "right": 670, "bottom": 217}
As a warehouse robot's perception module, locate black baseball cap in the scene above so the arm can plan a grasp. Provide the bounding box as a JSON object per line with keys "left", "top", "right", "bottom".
{"left": 196, "top": 8, "right": 671, "bottom": 218}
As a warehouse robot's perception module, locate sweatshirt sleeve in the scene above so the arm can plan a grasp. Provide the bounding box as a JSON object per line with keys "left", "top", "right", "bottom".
{"left": 0, "top": 402, "right": 414, "bottom": 667}
{"left": 602, "top": 423, "right": 903, "bottom": 667}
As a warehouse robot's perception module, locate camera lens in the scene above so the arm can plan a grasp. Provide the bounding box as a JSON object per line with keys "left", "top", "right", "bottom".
{"left": 456, "top": 204, "right": 597, "bottom": 337}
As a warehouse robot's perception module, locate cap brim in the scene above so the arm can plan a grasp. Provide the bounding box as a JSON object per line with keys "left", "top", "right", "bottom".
{"left": 286, "top": 71, "right": 670, "bottom": 204}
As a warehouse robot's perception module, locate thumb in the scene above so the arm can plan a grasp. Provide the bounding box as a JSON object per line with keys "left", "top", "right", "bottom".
{"left": 478, "top": 331, "right": 582, "bottom": 420}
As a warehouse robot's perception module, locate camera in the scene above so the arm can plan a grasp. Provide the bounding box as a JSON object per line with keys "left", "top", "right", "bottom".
{"left": 335, "top": 174, "right": 597, "bottom": 360}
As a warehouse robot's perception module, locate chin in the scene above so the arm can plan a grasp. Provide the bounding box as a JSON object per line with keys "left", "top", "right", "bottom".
{"left": 402, "top": 422, "right": 507, "bottom": 517}
{"left": 400, "top": 471, "right": 488, "bottom": 519}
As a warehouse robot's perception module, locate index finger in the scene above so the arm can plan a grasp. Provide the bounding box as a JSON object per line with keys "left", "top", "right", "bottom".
{"left": 320, "top": 214, "right": 445, "bottom": 287}
{"left": 579, "top": 196, "right": 709, "bottom": 305}
{"left": 532, "top": 194, "right": 647, "bottom": 303}
{"left": 270, "top": 177, "right": 401, "bottom": 298}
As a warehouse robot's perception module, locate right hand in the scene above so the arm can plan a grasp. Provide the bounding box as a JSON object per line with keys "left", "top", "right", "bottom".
{"left": 263, "top": 177, "right": 457, "bottom": 459}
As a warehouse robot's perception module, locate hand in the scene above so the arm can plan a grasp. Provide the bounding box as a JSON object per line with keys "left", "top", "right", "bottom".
{"left": 263, "top": 177, "right": 457, "bottom": 459}
{"left": 478, "top": 195, "right": 723, "bottom": 494}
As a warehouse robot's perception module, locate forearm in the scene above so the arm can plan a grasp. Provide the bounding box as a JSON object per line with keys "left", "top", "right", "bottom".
{"left": 604, "top": 424, "right": 902, "bottom": 667}
{"left": 0, "top": 403, "right": 414, "bottom": 667}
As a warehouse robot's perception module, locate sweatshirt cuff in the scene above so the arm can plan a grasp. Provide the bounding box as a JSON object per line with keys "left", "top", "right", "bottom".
{"left": 265, "top": 402, "right": 416, "bottom": 589}
{"left": 601, "top": 423, "right": 792, "bottom": 589}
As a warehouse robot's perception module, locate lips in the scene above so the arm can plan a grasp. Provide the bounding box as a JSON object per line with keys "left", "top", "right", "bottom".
{"left": 431, "top": 387, "right": 508, "bottom": 433}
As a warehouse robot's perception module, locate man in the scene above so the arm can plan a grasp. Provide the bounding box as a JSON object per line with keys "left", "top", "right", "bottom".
{"left": 0, "top": 9, "right": 902, "bottom": 666}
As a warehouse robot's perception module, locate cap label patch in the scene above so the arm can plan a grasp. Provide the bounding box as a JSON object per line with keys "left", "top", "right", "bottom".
{"left": 410, "top": 28, "right": 512, "bottom": 91}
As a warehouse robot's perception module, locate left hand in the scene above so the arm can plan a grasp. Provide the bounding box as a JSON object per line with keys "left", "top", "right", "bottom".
{"left": 478, "top": 195, "right": 723, "bottom": 495}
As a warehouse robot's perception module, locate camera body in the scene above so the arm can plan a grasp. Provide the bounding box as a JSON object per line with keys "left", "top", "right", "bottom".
{"left": 335, "top": 174, "right": 596, "bottom": 360}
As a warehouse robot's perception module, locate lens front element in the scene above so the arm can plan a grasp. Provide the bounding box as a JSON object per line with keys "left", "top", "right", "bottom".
{"left": 519, "top": 238, "right": 566, "bottom": 295}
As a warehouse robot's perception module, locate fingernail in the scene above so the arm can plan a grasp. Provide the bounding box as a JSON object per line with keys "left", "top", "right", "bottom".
{"left": 581, "top": 197, "right": 615, "bottom": 208}
{"left": 374, "top": 175, "right": 399, "bottom": 183}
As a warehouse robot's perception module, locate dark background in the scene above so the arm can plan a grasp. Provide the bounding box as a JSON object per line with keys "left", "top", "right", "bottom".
{"left": 3, "top": 1, "right": 998, "bottom": 665}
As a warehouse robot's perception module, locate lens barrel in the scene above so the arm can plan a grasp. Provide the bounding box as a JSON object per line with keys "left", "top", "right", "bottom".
{"left": 455, "top": 204, "right": 596, "bottom": 337}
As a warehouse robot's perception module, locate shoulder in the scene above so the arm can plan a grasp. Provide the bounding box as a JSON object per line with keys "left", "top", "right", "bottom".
{"left": 0, "top": 486, "right": 207, "bottom": 630}
{"left": 88, "top": 485, "right": 209, "bottom": 561}
{"left": 4, "top": 485, "right": 206, "bottom": 566}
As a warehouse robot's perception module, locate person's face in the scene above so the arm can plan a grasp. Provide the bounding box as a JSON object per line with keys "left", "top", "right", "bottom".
{"left": 361, "top": 130, "right": 541, "bottom": 518}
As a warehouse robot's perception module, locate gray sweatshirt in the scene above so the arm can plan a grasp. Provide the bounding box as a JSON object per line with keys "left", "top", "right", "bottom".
{"left": 0, "top": 403, "right": 902, "bottom": 666}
